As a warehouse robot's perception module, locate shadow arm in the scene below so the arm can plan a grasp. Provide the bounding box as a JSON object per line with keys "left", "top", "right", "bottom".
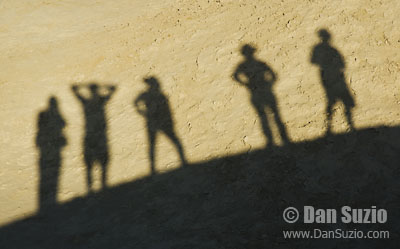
{"left": 72, "top": 85, "right": 86, "bottom": 102}
{"left": 264, "top": 63, "right": 277, "bottom": 83}
{"left": 102, "top": 86, "right": 116, "bottom": 102}
{"left": 233, "top": 69, "right": 246, "bottom": 85}
{"left": 310, "top": 46, "right": 320, "bottom": 65}
{"left": 270, "top": 69, "right": 277, "bottom": 82}
{"left": 134, "top": 95, "right": 146, "bottom": 116}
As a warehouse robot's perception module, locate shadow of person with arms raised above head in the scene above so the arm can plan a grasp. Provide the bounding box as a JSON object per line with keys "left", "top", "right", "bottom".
{"left": 233, "top": 44, "right": 289, "bottom": 147}
{"left": 311, "top": 29, "right": 355, "bottom": 135}
{"left": 36, "top": 96, "right": 66, "bottom": 213}
{"left": 134, "top": 76, "right": 187, "bottom": 175}
{"left": 72, "top": 83, "right": 116, "bottom": 193}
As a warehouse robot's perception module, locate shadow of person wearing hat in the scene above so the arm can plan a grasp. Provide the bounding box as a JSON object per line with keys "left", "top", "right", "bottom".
{"left": 311, "top": 29, "right": 355, "bottom": 134}
{"left": 134, "top": 76, "right": 187, "bottom": 175}
{"left": 233, "top": 44, "right": 289, "bottom": 147}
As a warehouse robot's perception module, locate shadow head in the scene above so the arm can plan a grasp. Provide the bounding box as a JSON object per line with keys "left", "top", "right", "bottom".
{"left": 241, "top": 44, "right": 256, "bottom": 58}
{"left": 143, "top": 76, "right": 160, "bottom": 89}
{"left": 89, "top": 83, "right": 99, "bottom": 93}
{"left": 49, "top": 96, "right": 59, "bottom": 110}
{"left": 318, "top": 29, "right": 331, "bottom": 43}
{"left": 49, "top": 96, "right": 57, "bottom": 105}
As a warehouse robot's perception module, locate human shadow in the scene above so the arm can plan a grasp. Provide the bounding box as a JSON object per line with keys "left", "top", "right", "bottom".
{"left": 72, "top": 83, "right": 116, "bottom": 193}
{"left": 134, "top": 76, "right": 187, "bottom": 175}
{"left": 311, "top": 29, "right": 355, "bottom": 134}
{"left": 36, "top": 97, "right": 67, "bottom": 212}
{"left": 233, "top": 44, "right": 289, "bottom": 146}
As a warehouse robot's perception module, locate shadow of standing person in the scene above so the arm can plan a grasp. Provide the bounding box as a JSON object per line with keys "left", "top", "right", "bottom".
{"left": 72, "top": 83, "right": 116, "bottom": 193}
{"left": 36, "top": 97, "right": 66, "bottom": 212}
{"left": 311, "top": 29, "right": 355, "bottom": 134}
{"left": 134, "top": 77, "right": 187, "bottom": 175}
{"left": 233, "top": 44, "right": 289, "bottom": 147}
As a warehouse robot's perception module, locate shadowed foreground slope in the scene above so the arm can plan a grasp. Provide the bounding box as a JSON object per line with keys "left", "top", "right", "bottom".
{"left": 1, "top": 126, "right": 400, "bottom": 248}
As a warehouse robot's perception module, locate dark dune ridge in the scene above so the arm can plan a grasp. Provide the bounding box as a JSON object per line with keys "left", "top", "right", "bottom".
{"left": 1, "top": 126, "right": 399, "bottom": 249}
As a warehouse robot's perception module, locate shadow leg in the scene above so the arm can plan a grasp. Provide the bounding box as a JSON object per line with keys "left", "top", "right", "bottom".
{"left": 84, "top": 154, "right": 94, "bottom": 193}
{"left": 164, "top": 128, "right": 187, "bottom": 166}
{"left": 253, "top": 102, "right": 273, "bottom": 146}
{"left": 39, "top": 153, "right": 60, "bottom": 212}
{"left": 326, "top": 100, "right": 334, "bottom": 135}
{"left": 269, "top": 101, "right": 289, "bottom": 144}
{"left": 100, "top": 154, "right": 109, "bottom": 190}
{"left": 148, "top": 128, "right": 157, "bottom": 175}
{"left": 344, "top": 105, "right": 354, "bottom": 131}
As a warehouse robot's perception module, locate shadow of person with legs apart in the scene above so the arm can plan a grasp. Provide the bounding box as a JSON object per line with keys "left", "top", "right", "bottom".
{"left": 233, "top": 44, "right": 289, "bottom": 147}
{"left": 311, "top": 29, "right": 355, "bottom": 134}
{"left": 72, "top": 83, "right": 116, "bottom": 193}
{"left": 134, "top": 76, "right": 187, "bottom": 175}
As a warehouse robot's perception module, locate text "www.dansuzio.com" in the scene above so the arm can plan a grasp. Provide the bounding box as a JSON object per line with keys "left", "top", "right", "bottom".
{"left": 283, "top": 229, "right": 389, "bottom": 239}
